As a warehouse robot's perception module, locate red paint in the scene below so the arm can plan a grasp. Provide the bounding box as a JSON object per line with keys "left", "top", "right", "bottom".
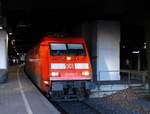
{"left": 25, "top": 35, "right": 92, "bottom": 93}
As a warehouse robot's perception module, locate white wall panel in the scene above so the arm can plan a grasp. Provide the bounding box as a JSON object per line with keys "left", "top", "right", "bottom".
{"left": 97, "top": 21, "right": 120, "bottom": 81}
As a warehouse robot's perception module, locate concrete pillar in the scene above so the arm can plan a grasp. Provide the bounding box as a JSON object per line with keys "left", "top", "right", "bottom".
{"left": 0, "top": 30, "right": 8, "bottom": 82}
{"left": 81, "top": 21, "right": 120, "bottom": 81}
{"left": 144, "top": 21, "right": 150, "bottom": 86}
{"left": 137, "top": 54, "right": 141, "bottom": 71}
{"left": 0, "top": 31, "right": 8, "bottom": 69}
{"left": 97, "top": 21, "right": 120, "bottom": 81}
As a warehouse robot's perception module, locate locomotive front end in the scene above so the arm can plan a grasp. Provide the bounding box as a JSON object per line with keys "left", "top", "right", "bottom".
{"left": 48, "top": 41, "right": 92, "bottom": 100}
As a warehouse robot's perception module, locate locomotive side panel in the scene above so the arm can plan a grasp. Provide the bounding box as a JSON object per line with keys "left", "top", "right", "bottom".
{"left": 40, "top": 44, "right": 50, "bottom": 92}
{"left": 34, "top": 46, "right": 42, "bottom": 89}
{"left": 25, "top": 46, "right": 42, "bottom": 89}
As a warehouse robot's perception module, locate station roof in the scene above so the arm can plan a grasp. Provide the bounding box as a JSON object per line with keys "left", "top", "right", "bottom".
{"left": 1, "top": 0, "right": 149, "bottom": 53}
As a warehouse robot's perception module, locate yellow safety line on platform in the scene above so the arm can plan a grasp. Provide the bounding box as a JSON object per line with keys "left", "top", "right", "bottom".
{"left": 17, "top": 67, "right": 33, "bottom": 114}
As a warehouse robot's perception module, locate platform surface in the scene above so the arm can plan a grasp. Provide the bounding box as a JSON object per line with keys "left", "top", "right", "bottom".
{"left": 0, "top": 65, "right": 60, "bottom": 114}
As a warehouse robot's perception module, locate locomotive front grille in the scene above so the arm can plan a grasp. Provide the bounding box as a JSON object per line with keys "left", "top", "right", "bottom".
{"left": 51, "top": 81, "right": 91, "bottom": 91}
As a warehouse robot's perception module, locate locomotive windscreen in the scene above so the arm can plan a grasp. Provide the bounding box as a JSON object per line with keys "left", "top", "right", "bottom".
{"left": 50, "top": 43, "right": 86, "bottom": 56}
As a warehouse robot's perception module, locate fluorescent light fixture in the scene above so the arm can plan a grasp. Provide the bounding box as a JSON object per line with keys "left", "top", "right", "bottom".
{"left": 132, "top": 51, "right": 140, "bottom": 54}
{"left": 17, "top": 24, "right": 30, "bottom": 27}
{"left": 9, "top": 32, "right": 12, "bottom": 35}
{"left": 0, "top": 26, "right": 3, "bottom": 29}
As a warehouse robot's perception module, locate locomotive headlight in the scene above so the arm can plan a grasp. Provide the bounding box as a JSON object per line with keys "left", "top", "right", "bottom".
{"left": 67, "top": 56, "right": 71, "bottom": 60}
{"left": 51, "top": 72, "right": 59, "bottom": 76}
{"left": 82, "top": 71, "right": 89, "bottom": 76}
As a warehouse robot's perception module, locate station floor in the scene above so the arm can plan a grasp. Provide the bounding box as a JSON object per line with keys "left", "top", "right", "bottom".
{"left": 0, "top": 65, "right": 60, "bottom": 114}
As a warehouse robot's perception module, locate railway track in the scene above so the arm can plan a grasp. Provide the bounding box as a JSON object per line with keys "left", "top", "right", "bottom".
{"left": 52, "top": 100, "right": 101, "bottom": 114}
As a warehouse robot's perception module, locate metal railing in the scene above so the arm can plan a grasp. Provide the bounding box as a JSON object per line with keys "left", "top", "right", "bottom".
{"left": 90, "top": 70, "right": 148, "bottom": 98}
{"left": 96, "top": 70, "right": 148, "bottom": 84}
{"left": 120, "top": 70, "right": 148, "bottom": 84}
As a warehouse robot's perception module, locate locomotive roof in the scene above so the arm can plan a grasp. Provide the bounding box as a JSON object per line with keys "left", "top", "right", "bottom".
{"left": 40, "top": 35, "right": 85, "bottom": 44}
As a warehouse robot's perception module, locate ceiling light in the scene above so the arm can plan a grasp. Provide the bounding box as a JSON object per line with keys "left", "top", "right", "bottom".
{"left": 0, "top": 26, "right": 3, "bottom": 29}
{"left": 144, "top": 45, "right": 147, "bottom": 49}
{"left": 9, "top": 32, "right": 12, "bottom": 35}
{"left": 132, "top": 51, "right": 140, "bottom": 54}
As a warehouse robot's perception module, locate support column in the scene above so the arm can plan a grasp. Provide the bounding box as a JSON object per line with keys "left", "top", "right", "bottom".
{"left": 96, "top": 21, "right": 120, "bottom": 81}
{"left": 81, "top": 21, "right": 120, "bottom": 81}
{"left": 144, "top": 21, "right": 150, "bottom": 87}
{"left": 137, "top": 53, "right": 141, "bottom": 71}
{"left": 0, "top": 1, "right": 8, "bottom": 82}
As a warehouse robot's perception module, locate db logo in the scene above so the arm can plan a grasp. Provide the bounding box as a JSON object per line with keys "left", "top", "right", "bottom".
{"left": 66, "top": 64, "right": 74, "bottom": 69}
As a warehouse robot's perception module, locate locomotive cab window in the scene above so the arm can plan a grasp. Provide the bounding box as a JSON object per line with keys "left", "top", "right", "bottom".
{"left": 50, "top": 43, "right": 67, "bottom": 56}
{"left": 67, "top": 44, "right": 86, "bottom": 56}
{"left": 50, "top": 43, "right": 86, "bottom": 56}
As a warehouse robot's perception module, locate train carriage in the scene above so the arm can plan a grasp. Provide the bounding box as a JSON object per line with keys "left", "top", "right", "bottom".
{"left": 25, "top": 35, "right": 92, "bottom": 99}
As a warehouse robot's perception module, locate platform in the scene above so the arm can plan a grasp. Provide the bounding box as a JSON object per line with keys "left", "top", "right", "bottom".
{"left": 0, "top": 65, "right": 60, "bottom": 114}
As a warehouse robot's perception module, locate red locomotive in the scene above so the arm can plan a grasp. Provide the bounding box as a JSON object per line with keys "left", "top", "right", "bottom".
{"left": 25, "top": 35, "right": 92, "bottom": 99}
